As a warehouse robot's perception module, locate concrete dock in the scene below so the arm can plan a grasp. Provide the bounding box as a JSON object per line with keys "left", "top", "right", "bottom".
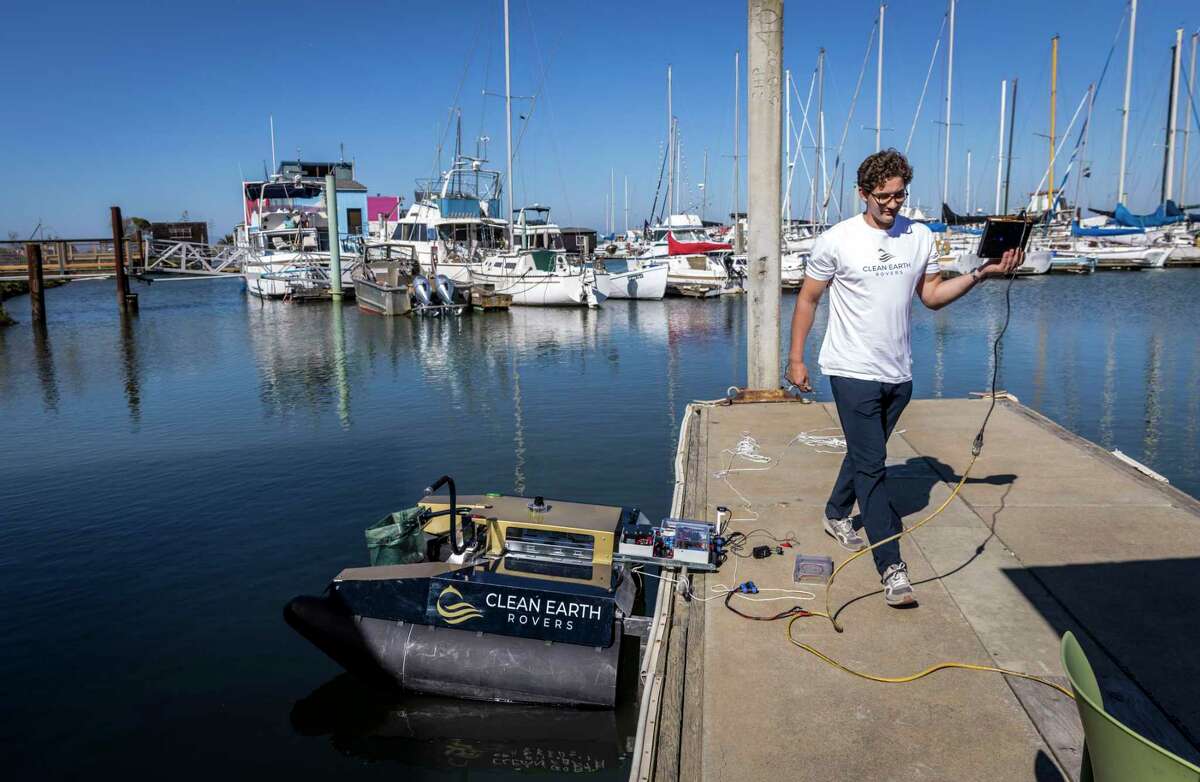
{"left": 633, "top": 396, "right": 1200, "bottom": 782}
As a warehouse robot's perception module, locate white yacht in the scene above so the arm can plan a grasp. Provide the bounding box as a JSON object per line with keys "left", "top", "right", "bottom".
{"left": 368, "top": 154, "right": 506, "bottom": 286}
{"left": 237, "top": 161, "right": 368, "bottom": 298}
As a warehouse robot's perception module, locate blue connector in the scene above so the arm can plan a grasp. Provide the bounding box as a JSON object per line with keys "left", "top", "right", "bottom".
{"left": 738, "top": 581, "right": 759, "bottom": 594}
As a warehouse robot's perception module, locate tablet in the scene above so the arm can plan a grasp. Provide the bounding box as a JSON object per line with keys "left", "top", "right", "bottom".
{"left": 977, "top": 217, "right": 1033, "bottom": 259}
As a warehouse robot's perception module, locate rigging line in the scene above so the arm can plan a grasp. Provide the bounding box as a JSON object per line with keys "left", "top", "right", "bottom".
{"left": 1029, "top": 88, "right": 1090, "bottom": 215}
{"left": 522, "top": 3, "right": 573, "bottom": 223}
{"left": 824, "top": 19, "right": 878, "bottom": 216}
{"left": 431, "top": 16, "right": 486, "bottom": 183}
{"left": 788, "top": 69, "right": 819, "bottom": 201}
{"left": 905, "top": 14, "right": 946, "bottom": 156}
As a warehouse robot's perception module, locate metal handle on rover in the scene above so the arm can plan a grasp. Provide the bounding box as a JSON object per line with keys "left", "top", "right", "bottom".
{"left": 424, "top": 474, "right": 469, "bottom": 556}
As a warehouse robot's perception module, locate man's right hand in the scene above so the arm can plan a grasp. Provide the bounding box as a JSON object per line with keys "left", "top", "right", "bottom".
{"left": 786, "top": 361, "right": 812, "bottom": 392}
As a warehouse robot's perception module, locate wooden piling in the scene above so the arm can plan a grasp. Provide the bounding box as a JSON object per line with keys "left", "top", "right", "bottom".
{"left": 110, "top": 206, "right": 137, "bottom": 312}
{"left": 26, "top": 242, "right": 46, "bottom": 326}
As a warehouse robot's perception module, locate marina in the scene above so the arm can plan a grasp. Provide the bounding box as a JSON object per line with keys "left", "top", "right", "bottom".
{"left": 2, "top": 0, "right": 1200, "bottom": 779}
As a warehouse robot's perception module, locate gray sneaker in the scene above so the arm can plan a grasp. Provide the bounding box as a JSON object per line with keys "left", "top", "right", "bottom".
{"left": 882, "top": 563, "right": 917, "bottom": 607}
{"left": 823, "top": 516, "right": 867, "bottom": 552}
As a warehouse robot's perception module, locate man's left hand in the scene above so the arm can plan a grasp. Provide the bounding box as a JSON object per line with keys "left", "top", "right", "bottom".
{"left": 979, "top": 248, "right": 1024, "bottom": 278}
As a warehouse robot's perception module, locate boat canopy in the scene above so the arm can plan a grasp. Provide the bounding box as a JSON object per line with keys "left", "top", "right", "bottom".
{"left": 667, "top": 232, "right": 731, "bottom": 256}
{"left": 1070, "top": 220, "right": 1144, "bottom": 237}
{"left": 1112, "top": 200, "right": 1189, "bottom": 228}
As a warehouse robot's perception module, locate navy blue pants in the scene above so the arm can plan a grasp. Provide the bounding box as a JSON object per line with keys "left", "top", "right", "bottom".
{"left": 825, "top": 375, "right": 913, "bottom": 575}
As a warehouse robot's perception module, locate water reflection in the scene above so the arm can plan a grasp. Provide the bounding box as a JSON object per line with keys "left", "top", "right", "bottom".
{"left": 291, "top": 675, "right": 632, "bottom": 777}
{"left": 119, "top": 311, "right": 141, "bottom": 425}
{"left": 32, "top": 324, "right": 59, "bottom": 413}
{"left": 331, "top": 302, "right": 350, "bottom": 429}
{"left": 1144, "top": 333, "right": 1163, "bottom": 465}
{"left": 932, "top": 314, "right": 947, "bottom": 398}
{"left": 245, "top": 300, "right": 362, "bottom": 421}
{"left": 1100, "top": 324, "right": 1117, "bottom": 449}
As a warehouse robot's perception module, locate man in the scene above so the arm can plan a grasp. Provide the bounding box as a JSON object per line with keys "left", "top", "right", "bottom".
{"left": 785, "top": 149, "right": 1021, "bottom": 607}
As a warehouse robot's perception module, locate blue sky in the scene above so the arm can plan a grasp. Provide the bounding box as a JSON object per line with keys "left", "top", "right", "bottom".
{"left": 2, "top": 0, "right": 1197, "bottom": 238}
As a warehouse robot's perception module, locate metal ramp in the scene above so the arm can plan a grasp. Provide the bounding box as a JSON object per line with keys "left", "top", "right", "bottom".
{"left": 142, "top": 240, "right": 251, "bottom": 275}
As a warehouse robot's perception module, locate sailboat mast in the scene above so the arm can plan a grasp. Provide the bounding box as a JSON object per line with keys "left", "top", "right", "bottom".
{"left": 1165, "top": 28, "right": 1183, "bottom": 202}
{"left": 817, "top": 47, "right": 826, "bottom": 224}
{"left": 734, "top": 52, "right": 740, "bottom": 236}
{"left": 610, "top": 168, "right": 615, "bottom": 234}
{"left": 701, "top": 151, "right": 708, "bottom": 221}
{"left": 995, "top": 79, "right": 1007, "bottom": 214}
{"left": 269, "top": 115, "right": 277, "bottom": 174}
{"left": 1118, "top": 0, "right": 1137, "bottom": 204}
{"left": 1183, "top": 33, "right": 1198, "bottom": 203}
{"left": 503, "top": 0, "right": 514, "bottom": 250}
{"left": 667, "top": 65, "right": 674, "bottom": 218}
{"left": 1004, "top": 79, "right": 1019, "bottom": 213}
{"left": 965, "top": 149, "right": 972, "bottom": 214}
{"left": 876, "top": 2, "right": 885, "bottom": 152}
{"left": 785, "top": 68, "right": 792, "bottom": 220}
{"left": 624, "top": 175, "right": 629, "bottom": 234}
{"left": 942, "top": 0, "right": 955, "bottom": 210}
{"left": 1049, "top": 35, "right": 1059, "bottom": 212}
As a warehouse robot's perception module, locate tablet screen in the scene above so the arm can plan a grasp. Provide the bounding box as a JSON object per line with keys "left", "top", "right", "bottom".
{"left": 977, "top": 218, "right": 1033, "bottom": 259}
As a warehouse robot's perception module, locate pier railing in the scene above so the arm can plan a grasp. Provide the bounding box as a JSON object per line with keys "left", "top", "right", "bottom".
{"left": 0, "top": 238, "right": 146, "bottom": 279}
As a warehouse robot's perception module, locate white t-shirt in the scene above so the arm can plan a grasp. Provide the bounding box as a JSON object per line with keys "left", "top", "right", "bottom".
{"left": 805, "top": 213, "right": 940, "bottom": 384}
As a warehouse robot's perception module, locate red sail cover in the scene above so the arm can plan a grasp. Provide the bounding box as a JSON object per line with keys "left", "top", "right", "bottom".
{"left": 668, "top": 232, "right": 732, "bottom": 255}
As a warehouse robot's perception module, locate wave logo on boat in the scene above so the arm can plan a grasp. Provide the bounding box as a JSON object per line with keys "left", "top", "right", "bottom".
{"left": 436, "top": 585, "right": 483, "bottom": 625}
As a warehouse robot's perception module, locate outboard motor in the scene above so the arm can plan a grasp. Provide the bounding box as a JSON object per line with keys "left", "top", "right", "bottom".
{"left": 411, "top": 275, "right": 434, "bottom": 307}
{"left": 434, "top": 274, "right": 457, "bottom": 305}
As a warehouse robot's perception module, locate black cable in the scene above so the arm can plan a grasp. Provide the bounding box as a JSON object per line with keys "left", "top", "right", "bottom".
{"left": 972, "top": 268, "right": 1018, "bottom": 457}
{"left": 723, "top": 590, "right": 811, "bottom": 621}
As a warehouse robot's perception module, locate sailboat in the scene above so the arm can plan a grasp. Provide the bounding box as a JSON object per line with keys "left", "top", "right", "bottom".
{"left": 471, "top": 1, "right": 602, "bottom": 307}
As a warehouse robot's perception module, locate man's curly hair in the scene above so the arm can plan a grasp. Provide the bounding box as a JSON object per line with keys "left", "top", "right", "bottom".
{"left": 857, "top": 148, "right": 913, "bottom": 194}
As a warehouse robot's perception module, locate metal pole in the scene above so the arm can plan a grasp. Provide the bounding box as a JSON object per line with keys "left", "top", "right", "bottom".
{"left": 1004, "top": 79, "right": 1018, "bottom": 213}
{"left": 504, "top": 0, "right": 515, "bottom": 250}
{"left": 746, "top": 0, "right": 782, "bottom": 391}
{"left": 26, "top": 243, "right": 46, "bottom": 327}
{"left": 110, "top": 206, "right": 132, "bottom": 311}
{"left": 876, "top": 2, "right": 885, "bottom": 152}
{"left": 734, "top": 52, "right": 742, "bottom": 251}
{"left": 1049, "top": 35, "right": 1059, "bottom": 212}
{"left": 942, "top": 0, "right": 955, "bottom": 210}
{"left": 1183, "top": 33, "right": 1198, "bottom": 204}
{"left": 785, "top": 68, "right": 791, "bottom": 220}
{"left": 1165, "top": 28, "right": 1183, "bottom": 202}
{"left": 995, "top": 79, "right": 1006, "bottom": 214}
{"left": 325, "top": 174, "right": 342, "bottom": 301}
{"left": 1118, "top": 0, "right": 1137, "bottom": 204}
{"left": 269, "top": 114, "right": 277, "bottom": 174}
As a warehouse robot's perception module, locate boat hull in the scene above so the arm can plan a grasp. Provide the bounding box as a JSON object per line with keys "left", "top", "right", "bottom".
{"left": 603, "top": 263, "right": 668, "bottom": 300}
{"left": 285, "top": 594, "right": 621, "bottom": 707}
{"left": 470, "top": 269, "right": 590, "bottom": 306}
{"left": 354, "top": 278, "right": 411, "bottom": 316}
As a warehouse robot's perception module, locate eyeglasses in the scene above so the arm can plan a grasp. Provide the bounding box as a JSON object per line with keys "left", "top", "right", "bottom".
{"left": 868, "top": 189, "right": 908, "bottom": 205}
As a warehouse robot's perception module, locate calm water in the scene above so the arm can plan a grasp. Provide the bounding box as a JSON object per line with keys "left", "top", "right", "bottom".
{"left": 2, "top": 271, "right": 1197, "bottom": 779}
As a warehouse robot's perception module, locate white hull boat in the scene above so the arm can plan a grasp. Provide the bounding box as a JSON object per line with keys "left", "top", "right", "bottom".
{"left": 472, "top": 250, "right": 599, "bottom": 307}
{"left": 600, "top": 261, "right": 668, "bottom": 300}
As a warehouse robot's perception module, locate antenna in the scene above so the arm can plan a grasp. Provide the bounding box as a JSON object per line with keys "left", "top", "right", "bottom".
{"left": 269, "top": 114, "right": 277, "bottom": 173}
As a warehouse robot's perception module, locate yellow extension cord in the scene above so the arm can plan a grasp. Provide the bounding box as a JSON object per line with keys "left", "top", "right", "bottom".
{"left": 783, "top": 451, "right": 1076, "bottom": 700}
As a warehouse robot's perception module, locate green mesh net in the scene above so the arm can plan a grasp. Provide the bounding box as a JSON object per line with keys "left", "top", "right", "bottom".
{"left": 364, "top": 507, "right": 425, "bottom": 566}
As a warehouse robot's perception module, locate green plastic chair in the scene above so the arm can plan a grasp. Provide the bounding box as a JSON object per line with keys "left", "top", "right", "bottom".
{"left": 1061, "top": 631, "right": 1200, "bottom": 781}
